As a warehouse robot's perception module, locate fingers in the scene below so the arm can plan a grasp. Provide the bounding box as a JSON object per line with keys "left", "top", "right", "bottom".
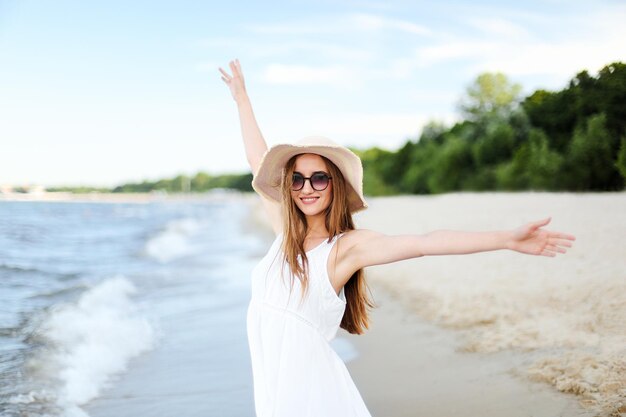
{"left": 546, "top": 244, "right": 566, "bottom": 253}
{"left": 554, "top": 232, "right": 576, "bottom": 241}
{"left": 218, "top": 67, "right": 230, "bottom": 77}
{"left": 547, "top": 236, "right": 572, "bottom": 247}
{"left": 220, "top": 59, "right": 241, "bottom": 79}
{"left": 229, "top": 59, "right": 241, "bottom": 75}
{"left": 533, "top": 216, "right": 551, "bottom": 228}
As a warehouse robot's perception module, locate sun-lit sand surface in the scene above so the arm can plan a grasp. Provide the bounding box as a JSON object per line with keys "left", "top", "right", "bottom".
{"left": 347, "top": 192, "right": 626, "bottom": 416}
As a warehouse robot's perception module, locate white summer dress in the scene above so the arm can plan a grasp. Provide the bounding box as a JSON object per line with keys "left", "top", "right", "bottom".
{"left": 246, "top": 232, "right": 372, "bottom": 417}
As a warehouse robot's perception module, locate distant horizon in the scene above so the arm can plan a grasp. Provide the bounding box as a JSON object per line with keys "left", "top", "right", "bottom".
{"left": 0, "top": 168, "right": 253, "bottom": 189}
{"left": 2, "top": 0, "right": 625, "bottom": 186}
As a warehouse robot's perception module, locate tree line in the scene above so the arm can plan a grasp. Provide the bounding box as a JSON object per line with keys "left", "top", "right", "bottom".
{"left": 48, "top": 61, "right": 626, "bottom": 195}
{"left": 358, "top": 61, "right": 626, "bottom": 195}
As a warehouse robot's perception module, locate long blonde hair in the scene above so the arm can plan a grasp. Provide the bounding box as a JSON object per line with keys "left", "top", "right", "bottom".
{"left": 278, "top": 153, "right": 376, "bottom": 335}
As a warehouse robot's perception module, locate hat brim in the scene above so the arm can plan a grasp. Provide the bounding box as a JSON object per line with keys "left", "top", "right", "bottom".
{"left": 251, "top": 140, "right": 368, "bottom": 214}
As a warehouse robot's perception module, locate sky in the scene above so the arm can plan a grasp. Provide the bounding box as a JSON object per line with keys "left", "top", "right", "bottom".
{"left": 1, "top": 0, "right": 625, "bottom": 187}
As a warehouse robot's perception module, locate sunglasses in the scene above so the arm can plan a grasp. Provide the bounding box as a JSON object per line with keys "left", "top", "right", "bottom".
{"left": 291, "top": 172, "right": 332, "bottom": 191}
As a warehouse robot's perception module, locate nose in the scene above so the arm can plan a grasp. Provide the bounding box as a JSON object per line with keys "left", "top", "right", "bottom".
{"left": 301, "top": 178, "right": 315, "bottom": 193}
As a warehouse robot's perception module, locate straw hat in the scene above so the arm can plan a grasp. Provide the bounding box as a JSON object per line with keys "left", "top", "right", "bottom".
{"left": 251, "top": 136, "right": 368, "bottom": 213}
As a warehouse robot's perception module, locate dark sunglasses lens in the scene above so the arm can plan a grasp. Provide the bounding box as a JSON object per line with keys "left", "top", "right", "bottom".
{"left": 311, "top": 173, "right": 329, "bottom": 190}
{"left": 292, "top": 174, "right": 304, "bottom": 190}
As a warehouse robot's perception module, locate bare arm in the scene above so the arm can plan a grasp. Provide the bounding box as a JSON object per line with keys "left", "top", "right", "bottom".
{"left": 219, "top": 59, "right": 268, "bottom": 175}
{"left": 219, "top": 59, "right": 282, "bottom": 235}
{"left": 348, "top": 217, "right": 576, "bottom": 270}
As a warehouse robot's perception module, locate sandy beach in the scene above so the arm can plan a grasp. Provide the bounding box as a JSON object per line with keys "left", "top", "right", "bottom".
{"left": 6, "top": 190, "right": 622, "bottom": 416}
{"left": 343, "top": 281, "right": 596, "bottom": 417}
{"left": 249, "top": 191, "right": 625, "bottom": 417}
{"left": 348, "top": 193, "right": 626, "bottom": 416}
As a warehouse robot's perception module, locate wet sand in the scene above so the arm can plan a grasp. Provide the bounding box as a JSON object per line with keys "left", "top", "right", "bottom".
{"left": 340, "top": 281, "right": 595, "bottom": 417}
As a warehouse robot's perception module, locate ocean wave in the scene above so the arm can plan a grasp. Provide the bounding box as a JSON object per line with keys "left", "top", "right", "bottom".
{"left": 10, "top": 275, "right": 155, "bottom": 417}
{"left": 0, "top": 262, "right": 47, "bottom": 275}
{"left": 143, "top": 217, "right": 205, "bottom": 263}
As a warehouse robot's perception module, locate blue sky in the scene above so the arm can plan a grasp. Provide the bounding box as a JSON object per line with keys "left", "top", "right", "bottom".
{"left": 1, "top": 0, "right": 625, "bottom": 187}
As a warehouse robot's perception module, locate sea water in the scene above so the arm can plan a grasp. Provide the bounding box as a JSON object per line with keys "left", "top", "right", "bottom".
{"left": 0, "top": 194, "right": 363, "bottom": 417}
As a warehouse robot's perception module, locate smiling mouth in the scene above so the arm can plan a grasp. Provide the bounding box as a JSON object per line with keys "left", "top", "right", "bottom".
{"left": 300, "top": 197, "right": 319, "bottom": 204}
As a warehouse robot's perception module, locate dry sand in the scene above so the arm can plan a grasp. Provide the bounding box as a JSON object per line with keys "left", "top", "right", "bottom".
{"left": 248, "top": 191, "right": 625, "bottom": 417}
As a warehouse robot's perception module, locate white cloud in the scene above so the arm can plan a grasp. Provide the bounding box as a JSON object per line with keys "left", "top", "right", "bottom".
{"left": 466, "top": 17, "right": 530, "bottom": 38}
{"left": 194, "top": 61, "right": 220, "bottom": 72}
{"left": 261, "top": 64, "right": 360, "bottom": 88}
{"left": 261, "top": 111, "right": 458, "bottom": 150}
{"left": 247, "top": 40, "right": 376, "bottom": 61}
{"left": 473, "top": 40, "right": 623, "bottom": 78}
{"left": 406, "top": 89, "right": 459, "bottom": 105}
{"left": 415, "top": 41, "right": 500, "bottom": 67}
{"left": 245, "top": 21, "right": 336, "bottom": 35}
{"left": 348, "top": 12, "right": 432, "bottom": 36}
{"left": 402, "top": 4, "right": 626, "bottom": 81}
{"left": 245, "top": 11, "right": 432, "bottom": 37}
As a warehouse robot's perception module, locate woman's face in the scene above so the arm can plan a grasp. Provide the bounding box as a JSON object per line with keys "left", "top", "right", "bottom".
{"left": 290, "top": 153, "right": 333, "bottom": 216}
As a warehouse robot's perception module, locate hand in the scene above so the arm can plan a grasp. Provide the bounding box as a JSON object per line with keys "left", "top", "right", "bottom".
{"left": 219, "top": 59, "right": 248, "bottom": 103}
{"left": 507, "top": 217, "right": 576, "bottom": 257}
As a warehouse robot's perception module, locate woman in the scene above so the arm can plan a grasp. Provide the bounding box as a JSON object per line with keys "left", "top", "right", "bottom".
{"left": 219, "top": 59, "right": 576, "bottom": 417}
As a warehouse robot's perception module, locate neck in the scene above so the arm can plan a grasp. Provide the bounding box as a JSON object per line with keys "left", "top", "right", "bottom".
{"left": 305, "top": 214, "right": 328, "bottom": 237}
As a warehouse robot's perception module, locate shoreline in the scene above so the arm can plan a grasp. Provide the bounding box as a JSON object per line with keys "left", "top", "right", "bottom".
{"left": 341, "top": 280, "right": 595, "bottom": 417}
{"left": 0, "top": 190, "right": 255, "bottom": 203}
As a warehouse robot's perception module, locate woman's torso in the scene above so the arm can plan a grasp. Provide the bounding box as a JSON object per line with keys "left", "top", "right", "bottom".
{"left": 249, "top": 232, "right": 347, "bottom": 341}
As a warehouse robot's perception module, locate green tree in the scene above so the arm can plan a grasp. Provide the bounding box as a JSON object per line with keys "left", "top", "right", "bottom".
{"left": 427, "top": 135, "right": 474, "bottom": 193}
{"left": 615, "top": 137, "right": 626, "bottom": 185}
{"left": 522, "top": 62, "right": 626, "bottom": 154}
{"left": 471, "top": 123, "right": 516, "bottom": 166}
{"left": 419, "top": 120, "right": 448, "bottom": 144}
{"left": 354, "top": 147, "right": 401, "bottom": 195}
{"left": 495, "top": 143, "right": 530, "bottom": 190}
{"left": 459, "top": 72, "right": 522, "bottom": 121}
{"left": 526, "top": 129, "right": 564, "bottom": 190}
{"left": 563, "top": 113, "right": 617, "bottom": 190}
{"left": 192, "top": 172, "right": 212, "bottom": 191}
{"left": 494, "top": 129, "right": 562, "bottom": 190}
{"left": 401, "top": 140, "right": 439, "bottom": 194}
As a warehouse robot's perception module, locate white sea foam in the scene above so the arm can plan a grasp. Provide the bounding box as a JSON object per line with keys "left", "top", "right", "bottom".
{"left": 15, "top": 275, "right": 155, "bottom": 416}
{"left": 144, "top": 217, "right": 204, "bottom": 263}
{"left": 357, "top": 192, "right": 626, "bottom": 415}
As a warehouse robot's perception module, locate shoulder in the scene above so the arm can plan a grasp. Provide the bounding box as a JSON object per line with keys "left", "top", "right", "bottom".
{"left": 336, "top": 229, "right": 385, "bottom": 252}
{"left": 340, "top": 228, "right": 385, "bottom": 240}
{"left": 329, "top": 229, "right": 388, "bottom": 278}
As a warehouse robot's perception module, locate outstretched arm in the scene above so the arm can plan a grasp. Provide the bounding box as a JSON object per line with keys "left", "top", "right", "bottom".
{"left": 219, "top": 59, "right": 282, "bottom": 235}
{"left": 348, "top": 217, "right": 576, "bottom": 269}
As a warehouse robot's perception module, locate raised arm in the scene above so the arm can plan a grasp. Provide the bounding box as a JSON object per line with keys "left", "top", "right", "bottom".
{"left": 219, "top": 59, "right": 282, "bottom": 236}
{"left": 346, "top": 217, "right": 576, "bottom": 271}
{"left": 219, "top": 59, "right": 267, "bottom": 174}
